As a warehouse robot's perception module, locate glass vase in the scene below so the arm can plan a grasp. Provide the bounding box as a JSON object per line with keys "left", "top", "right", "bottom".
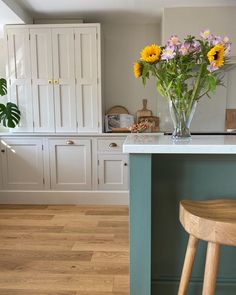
{"left": 169, "top": 100, "right": 197, "bottom": 140}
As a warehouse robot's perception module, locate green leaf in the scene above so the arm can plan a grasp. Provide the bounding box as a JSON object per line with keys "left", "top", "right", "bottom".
{"left": 156, "top": 80, "right": 166, "bottom": 97}
{"left": 0, "top": 78, "right": 7, "bottom": 96}
{"left": 207, "top": 75, "right": 217, "bottom": 92}
{"left": 0, "top": 102, "right": 21, "bottom": 128}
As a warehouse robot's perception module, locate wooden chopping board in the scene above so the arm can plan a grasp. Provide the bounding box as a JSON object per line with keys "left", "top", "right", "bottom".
{"left": 226, "top": 109, "right": 236, "bottom": 130}
{"left": 136, "top": 99, "right": 152, "bottom": 123}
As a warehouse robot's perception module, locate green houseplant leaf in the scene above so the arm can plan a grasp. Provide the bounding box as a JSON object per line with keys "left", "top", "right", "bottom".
{"left": 0, "top": 102, "right": 21, "bottom": 128}
{"left": 0, "top": 78, "right": 21, "bottom": 128}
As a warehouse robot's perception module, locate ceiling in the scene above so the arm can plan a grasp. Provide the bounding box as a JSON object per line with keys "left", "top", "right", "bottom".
{"left": 7, "top": 0, "right": 236, "bottom": 24}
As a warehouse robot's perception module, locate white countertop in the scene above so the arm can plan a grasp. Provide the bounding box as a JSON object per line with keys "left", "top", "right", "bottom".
{"left": 123, "top": 134, "right": 236, "bottom": 154}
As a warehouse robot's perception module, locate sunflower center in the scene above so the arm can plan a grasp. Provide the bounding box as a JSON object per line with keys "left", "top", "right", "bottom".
{"left": 213, "top": 51, "right": 219, "bottom": 60}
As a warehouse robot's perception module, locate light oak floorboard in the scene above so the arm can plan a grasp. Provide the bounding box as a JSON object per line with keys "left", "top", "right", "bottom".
{"left": 0, "top": 205, "right": 129, "bottom": 294}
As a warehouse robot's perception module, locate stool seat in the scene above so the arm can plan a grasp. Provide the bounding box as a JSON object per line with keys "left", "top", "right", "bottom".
{"left": 180, "top": 199, "right": 236, "bottom": 246}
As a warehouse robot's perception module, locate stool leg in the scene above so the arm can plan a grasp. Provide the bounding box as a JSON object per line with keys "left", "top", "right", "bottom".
{"left": 178, "top": 235, "right": 199, "bottom": 295}
{"left": 202, "top": 242, "right": 220, "bottom": 295}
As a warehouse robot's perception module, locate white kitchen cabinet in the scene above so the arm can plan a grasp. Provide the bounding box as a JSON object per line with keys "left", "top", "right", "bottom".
{"left": 5, "top": 24, "right": 101, "bottom": 134}
{"left": 49, "top": 138, "right": 91, "bottom": 190}
{"left": 0, "top": 138, "right": 44, "bottom": 190}
{"left": 98, "top": 154, "right": 128, "bottom": 190}
{"left": 97, "top": 137, "right": 128, "bottom": 191}
{"left": 74, "top": 27, "right": 99, "bottom": 132}
{"left": 7, "top": 28, "right": 33, "bottom": 132}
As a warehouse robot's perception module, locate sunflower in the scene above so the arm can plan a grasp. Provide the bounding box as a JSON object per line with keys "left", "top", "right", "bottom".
{"left": 207, "top": 44, "right": 225, "bottom": 68}
{"left": 140, "top": 44, "right": 161, "bottom": 63}
{"left": 133, "top": 62, "right": 142, "bottom": 78}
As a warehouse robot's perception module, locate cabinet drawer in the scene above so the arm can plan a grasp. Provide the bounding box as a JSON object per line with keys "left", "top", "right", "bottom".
{"left": 97, "top": 138, "right": 125, "bottom": 153}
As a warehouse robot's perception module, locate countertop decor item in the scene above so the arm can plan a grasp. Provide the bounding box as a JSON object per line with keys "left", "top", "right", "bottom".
{"left": 136, "top": 99, "right": 152, "bottom": 123}
{"left": 107, "top": 105, "right": 129, "bottom": 115}
{"left": 133, "top": 30, "right": 231, "bottom": 139}
{"left": 129, "top": 122, "right": 148, "bottom": 133}
{"left": 138, "top": 115, "right": 159, "bottom": 132}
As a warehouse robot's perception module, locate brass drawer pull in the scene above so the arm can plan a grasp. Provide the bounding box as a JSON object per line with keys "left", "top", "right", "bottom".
{"left": 109, "top": 142, "right": 118, "bottom": 148}
{"left": 1, "top": 149, "right": 5, "bottom": 153}
{"left": 66, "top": 140, "right": 74, "bottom": 145}
{"left": 124, "top": 163, "right": 128, "bottom": 166}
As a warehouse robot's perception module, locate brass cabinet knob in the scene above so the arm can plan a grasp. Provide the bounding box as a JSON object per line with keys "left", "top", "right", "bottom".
{"left": 54, "top": 79, "right": 59, "bottom": 84}
{"left": 1, "top": 149, "right": 5, "bottom": 153}
{"left": 109, "top": 142, "right": 118, "bottom": 148}
{"left": 66, "top": 140, "right": 74, "bottom": 145}
{"left": 48, "top": 79, "right": 53, "bottom": 84}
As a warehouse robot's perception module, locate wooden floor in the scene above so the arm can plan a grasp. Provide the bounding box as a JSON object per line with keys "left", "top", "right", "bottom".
{"left": 0, "top": 205, "right": 129, "bottom": 295}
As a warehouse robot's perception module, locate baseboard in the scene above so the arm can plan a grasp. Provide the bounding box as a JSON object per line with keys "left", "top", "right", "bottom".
{"left": 0, "top": 190, "right": 129, "bottom": 205}
{"left": 152, "top": 279, "right": 236, "bottom": 295}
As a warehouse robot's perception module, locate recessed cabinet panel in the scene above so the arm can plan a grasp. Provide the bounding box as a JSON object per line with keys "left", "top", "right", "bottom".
{"left": 49, "top": 139, "right": 91, "bottom": 190}
{"left": 52, "top": 28, "right": 76, "bottom": 132}
{"left": 0, "top": 139, "right": 44, "bottom": 190}
{"left": 7, "top": 28, "right": 33, "bottom": 131}
{"left": 30, "top": 28, "right": 55, "bottom": 132}
{"left": 75, "top": 27, "right": 98, "bottom": 132}
{"left": 98, "top": 154, "right": 128, "bottom": 191}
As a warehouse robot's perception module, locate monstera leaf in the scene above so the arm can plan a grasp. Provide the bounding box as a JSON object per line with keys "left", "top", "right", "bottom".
{"left": 0, "top": 102, "right": 21, "bottom": 128}
{"left": 0, "top": 78, "right": 7, "bottom": 96}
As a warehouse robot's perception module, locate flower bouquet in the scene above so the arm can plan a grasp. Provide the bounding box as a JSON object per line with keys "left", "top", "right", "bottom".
{"left": 133, "top": 30, "right": 231, "bottom": 139}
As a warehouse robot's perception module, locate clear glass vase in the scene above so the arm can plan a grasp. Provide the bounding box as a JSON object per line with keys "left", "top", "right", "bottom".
{"left": 169, "top": 100, "right": 197, "bottom": 139}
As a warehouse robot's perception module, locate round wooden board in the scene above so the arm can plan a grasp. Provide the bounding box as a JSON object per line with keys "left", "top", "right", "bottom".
{"left": 107, "top": 105, "right": 129, "bottom": 114}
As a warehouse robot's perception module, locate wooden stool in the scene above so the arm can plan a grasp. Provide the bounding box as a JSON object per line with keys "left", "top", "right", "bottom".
{"left": 178, "top": 199, "right": 236, "bottom": 295}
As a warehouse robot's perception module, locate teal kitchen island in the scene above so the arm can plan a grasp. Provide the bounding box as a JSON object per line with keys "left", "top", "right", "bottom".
{"left": 123, "top": 134, "right": 236, "bottom": 295}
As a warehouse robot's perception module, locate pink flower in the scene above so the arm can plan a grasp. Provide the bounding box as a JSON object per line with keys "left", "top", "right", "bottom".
{"left": 167, "top": 35, "right": 181, "bottom": 47}
{"left": 161, "top": 46, "right": 176, "bottom": 60}
{"left": 179, "top": 42, "right": 191, "bottom": 56}
{"left": 207, "top": 62, "right": 219, "bottom": 72}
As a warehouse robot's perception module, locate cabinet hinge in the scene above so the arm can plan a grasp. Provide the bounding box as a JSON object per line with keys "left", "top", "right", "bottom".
{"left": 29, "top": 34, "right": 30, "bottom": 41}
{"left": 96, "top": 32, "right": 98, "bottom": 39}
{"left": 43, "top": 178, "right": 45, "bottom": 185}
{"left": 98, "top": 178, "right": 99, "bottom": 184}
{"left": 74, "top": 34, "right": 76, "bottom": 40}
{"left": 33, "top": 121, "right": 35, "bottom": 128}
{"left": 98, "top": 160, "right": 99, "bottom": 165}
{"left": 98, "top": 121, "right": 100, "bottom": 128}
{"left": 7, "top": 35, "right": 9, "bottom": 41}
{"left": 42, "top": 144, "right": 44, "bottom": 151}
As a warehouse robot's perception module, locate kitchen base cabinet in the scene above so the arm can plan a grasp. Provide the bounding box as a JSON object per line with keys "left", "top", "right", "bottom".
{"left": 49, "top": 138, "right": 92, "bottom": 190}
{"left": 0, "top": 138, "right": 44, "bottom": 190}
{"left": 98, "top": 154, "right": 128, "bottom": 190}
{"left": 0, "top": 135, "right": 129, "bottom": 204}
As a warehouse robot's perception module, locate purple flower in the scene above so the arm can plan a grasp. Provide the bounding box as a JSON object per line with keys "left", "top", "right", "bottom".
{"left": 167, "top": 35, "right": 181, "bottom": 47}
{"left": 207, "top": 62, "right": 219, "bottom": 72}
{"left": 200, "top": 29, "right": 211, "bottom": 40}
{"left": 212, "top": 35, "right": 223, "bottom": 46}
{"left": 224, "top": 43, "right": 232, "bottom": 57}
{"left": 161, "top": 46, "right": 176, "bottom": 60}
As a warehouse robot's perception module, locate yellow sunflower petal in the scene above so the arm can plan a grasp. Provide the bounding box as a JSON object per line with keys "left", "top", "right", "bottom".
{"left": 133, "top": 62, "right": 142, "bottom": 78}
{"left": 207, "top": 44, "right": 225, "bottom": 68}
{"left": 140, "top": 44, "right": 161, "bottom": 63}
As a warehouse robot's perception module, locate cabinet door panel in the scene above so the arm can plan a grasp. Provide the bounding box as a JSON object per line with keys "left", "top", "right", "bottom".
{"left": 52, "top": 28, "right": 76, "bottom": 132}
{"left": 75, "top": 27, "right": 98, "bottom": 132}
{"left": 7, "top": 28, "right": 33, "bottom": 131}
{"left": 49, "top": 139, "right": 91, "bottom": 190}
{"left": 30, "top": 28, "right": 55, "bottom": 132}
{"left": 98, "top": 154, "right": 128, "bottom": 190}
{"left": 1, "top": 138, "right": 44, "bottom": 190}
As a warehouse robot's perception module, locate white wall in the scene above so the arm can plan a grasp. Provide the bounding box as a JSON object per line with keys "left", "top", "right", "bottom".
{"left": 102, "top": 23, "right": 161, "bottom": 117}
{"left": 161, "top": 7, "right": 236, "bottom": 132}
{"left": 0, "top": 38, "right": 6, "bottom": 78}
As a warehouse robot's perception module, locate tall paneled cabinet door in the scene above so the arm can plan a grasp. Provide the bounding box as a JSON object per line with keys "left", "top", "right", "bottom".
{"left": 49, "top": 139, "right": 91, "bottom": 190}
{"left": 6, "top": 28, "right": 33, "bottom": 132}
{"left": 98, "top": 154, "right": 129, "bottom": 190}
{"left": 0, "top": 138, "right": 44, "bottom": 190}
{"left": 30, "top": 28, "right": 55, "bottom": 132}
{"left": 75, "top": 27, "right": 100, "bottom": 132}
